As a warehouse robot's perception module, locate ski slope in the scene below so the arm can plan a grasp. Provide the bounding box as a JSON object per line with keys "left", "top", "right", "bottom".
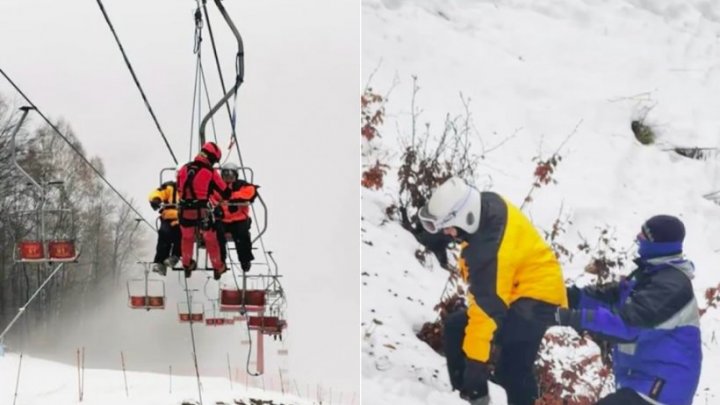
{"left": 363, "top": 0, "right": 720, "bottom": 403}
{"left": 0, "top": 353, "right": 313, "bottom": 405}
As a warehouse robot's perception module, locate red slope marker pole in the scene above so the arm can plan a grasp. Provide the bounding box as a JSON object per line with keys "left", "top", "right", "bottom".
{"left": 12, "top": 353, "right": 23, "bottom": 405}
{"left": 120, "top": 351, "right": 129, "bottom": 397}
{"left": 226, "top": 353, "right": 233, "bottom": 391}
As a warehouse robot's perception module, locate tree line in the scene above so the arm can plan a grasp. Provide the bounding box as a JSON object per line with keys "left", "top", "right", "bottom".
{"left": 0, "top": 93, "right": 145, "bottom": 340}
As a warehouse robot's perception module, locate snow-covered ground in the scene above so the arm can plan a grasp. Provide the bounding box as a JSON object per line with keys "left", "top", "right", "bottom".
{"left": 362, "top": 0, "right": 720, "bottom": 403}
{"left": 0, "top": 352, "right": 314, "bottom": 405}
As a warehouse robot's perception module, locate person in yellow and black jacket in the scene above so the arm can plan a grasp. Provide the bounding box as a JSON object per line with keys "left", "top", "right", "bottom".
{"left": 217, "top": 163, "right": 258, "bottom": 272}
{"left": 419, "top": 177, "right": 568, "bottom": 405}
{"left": 148, "top": 180, "right": 181, "bottom": 275}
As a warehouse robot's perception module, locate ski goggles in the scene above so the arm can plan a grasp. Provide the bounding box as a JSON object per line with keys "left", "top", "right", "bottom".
{"left": 417, "top": 187, "right": 473, "bottom": 234}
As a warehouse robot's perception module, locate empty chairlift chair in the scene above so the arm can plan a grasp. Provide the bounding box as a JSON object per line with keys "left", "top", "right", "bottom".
{"left": 219, "top": 284, "right": 267, "bottom": 312}
{"left": 247, "top": 315, "right": 287, "bottom": 336}
{"left": 127, "top": 263, "right": 166, "bottom": 310}
{"left": 177, "top": 301, "right": 205, "bottom": 323}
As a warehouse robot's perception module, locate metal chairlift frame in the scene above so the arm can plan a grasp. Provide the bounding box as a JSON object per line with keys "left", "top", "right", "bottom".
{"left": 127, "top": 262, "right": 166, "bottom": 311}
{"left": 10, "top": 107, "right": 80, "bottom": 263}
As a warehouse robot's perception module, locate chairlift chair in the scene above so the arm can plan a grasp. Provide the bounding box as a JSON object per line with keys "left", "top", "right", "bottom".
{"left": 177, "top": 301, "right": 205, "bottom": 323}
{"left": 204, "top": 311, "right": 235, "bottom": 326}
{"left": 127, "top": 263, "right": 166, "bottom": 310}
{"left": 247, "top": 304, "right": 288, "bottom": 337}
{"left": 11, "top": 107, "right": 81, "bottom": 263}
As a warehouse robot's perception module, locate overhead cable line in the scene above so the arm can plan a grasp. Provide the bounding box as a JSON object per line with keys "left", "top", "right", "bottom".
{"left": 0, "top": 67, "right": 155, "bottom": 232}
{"left": 94, "top": 0, "right": 178, "bottom": 165}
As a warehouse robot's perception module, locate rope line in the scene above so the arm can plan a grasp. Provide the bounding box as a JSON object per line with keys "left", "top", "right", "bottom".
{"left": 182, "top": 276, "right": 204, "bottom": 405}
{"left": 94, "top": 0, "right": 178, "bottom": 165}
{"left": 0, "top": 68, "right": 155, "bottom": 231}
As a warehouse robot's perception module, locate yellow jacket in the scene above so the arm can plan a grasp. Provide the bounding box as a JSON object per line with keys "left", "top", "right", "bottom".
{"left": 148, "top": 182, "right": 178, "bottom": 225}
{"left": 458, "top": 192, "right": 567, "bottom": 362}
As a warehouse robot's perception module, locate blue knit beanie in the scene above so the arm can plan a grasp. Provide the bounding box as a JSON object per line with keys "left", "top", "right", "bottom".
{"left": 637, "top": 215, "right": 685, "bottom": 258}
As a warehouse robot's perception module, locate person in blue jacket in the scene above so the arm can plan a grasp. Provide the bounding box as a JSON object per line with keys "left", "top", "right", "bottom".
{"left": 556, "top": 215, "right": 701, "bottom": 405}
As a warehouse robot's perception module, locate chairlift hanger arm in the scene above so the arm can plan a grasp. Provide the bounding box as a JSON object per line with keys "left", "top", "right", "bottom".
{"left": 198, "top": 0, "right": 245, "bottom": 145}
{"left": 251, "top": 194, "right": 268, "bottom": 244}
{"left": 9, "top": 107, "right": 42, "bottom": 193}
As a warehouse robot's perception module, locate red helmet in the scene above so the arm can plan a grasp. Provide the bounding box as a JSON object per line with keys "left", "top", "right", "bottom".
{"left": 200, "top": 142, "right": 222, "bottom": 163}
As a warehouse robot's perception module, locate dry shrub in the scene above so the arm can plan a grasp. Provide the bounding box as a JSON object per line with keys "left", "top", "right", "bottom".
{"left": 535, "top": 328, "right": 614, "bottom": 404}
{"left": 397, "top": 76, "right": 478, "bottom": 221}
{"left": 361, "top": 88, "right": 389, "bottom": 190}
{"left": 417, "top": 289, "right": 465, "bottom": 356}
{"left": 700, "top": 283, "right": 720, "bottom": 317}
{"left": 362, "top": 160, "right": 389, "bottom": 190}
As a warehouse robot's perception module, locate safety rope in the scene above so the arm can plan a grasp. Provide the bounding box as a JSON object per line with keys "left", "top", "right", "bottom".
{"left": 94, "top": 0, "right": 178, "bottom": 165}
{"left": 199, "top": 62, "right": 219, "bottom": 145}
{"left": 189, "top": 55, "right": 201, "bottom": 162}
{"left": 0, "top": 68, "right": 155, "bottom": 232}
{"left": 182, "top": 275, "right": 204, "bottom": 405}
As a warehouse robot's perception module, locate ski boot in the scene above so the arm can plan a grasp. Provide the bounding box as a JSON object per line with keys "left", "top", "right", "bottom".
{"left": 151, "top": 263, "right": 166, "bottom": 276}
{"left": 213, "top": 264, "right": 228, "bottom": 281}
{"left": 184, "top": 259, "right": 197, "bottom": 278}
{"left": 163, "top": 255, "right": 179, "bottom": 271}
{"left": 240, "top": 261, "right": 252, "bottom": 272}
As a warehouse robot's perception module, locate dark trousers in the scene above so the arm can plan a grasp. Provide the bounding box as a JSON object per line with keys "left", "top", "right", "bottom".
{"left": 443, "top": 299, "right": 556, "bottom": 405}
{"left": 153, "top": 219, "right": 181, "bottom": 264}
{"left": 217, "top": 219, "right": 254, "bottom": 265}
{"left": 596, "top": 388, "right": 652, "bottom": 404}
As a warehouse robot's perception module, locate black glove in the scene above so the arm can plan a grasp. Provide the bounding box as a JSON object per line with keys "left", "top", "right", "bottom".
{"left": 567, "top": 285, "right": 582, "bottom": 309}
{"left": 555, "top": 308, "right": 583, "bottom": 330}
{"left": 150, "top": 198, "right": 161, "bottom": 211}
{"left": 461, "top": 359, "right": 490, "bottom": 401}
{"left": 241, "top": 261, "right": 252, "bottom": 272}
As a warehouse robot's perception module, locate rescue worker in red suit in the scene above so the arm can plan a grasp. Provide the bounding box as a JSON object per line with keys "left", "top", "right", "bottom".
{"left": 176, "top": 142, "right": 231, "bottom": 279}
{"left": 218, "top": 162, "right": 258, "bottom": 272}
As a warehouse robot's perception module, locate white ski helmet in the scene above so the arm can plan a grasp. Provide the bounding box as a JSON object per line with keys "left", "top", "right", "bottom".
{"left": 418, "top": 176, "right": 481, "bottom": 234}
{"left": 221, "top": 162, "right": 240, "bottom": 179}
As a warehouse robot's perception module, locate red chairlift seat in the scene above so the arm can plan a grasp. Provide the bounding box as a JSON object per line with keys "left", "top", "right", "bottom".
{"left": 178, "top": 302, "right": 204, "bottom": 323}
{"left": 247, "top": 316, "right": 287, "bottom": 335}
{"left": 48, "top": 240, "right": 77, "bottom": 261}
{"left": 127, "top": 278, "right": 166, "bottom": 311}
{"left": 16, "top": 240, "right": 45, "bottom": 261}
{"left": 179, "top": 312, "right": 204, "bottom": 322}
{"left": 16, "top": 240, "right": 80, "bottom": 263}
{"left": 219, "top": 289, "right": 266, "bottom": 312}
{"left": 129, "top": 295, "right": 165, "bottom": 309}
{"left": 205, "top": 316, "right": 235, "bottom": 326}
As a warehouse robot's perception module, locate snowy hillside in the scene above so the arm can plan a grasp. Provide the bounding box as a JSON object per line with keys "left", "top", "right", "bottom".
{"left": 362, "top": 0, "right": 720, "bottom": 403}
{"left": 0, "top": 353, "right": 313, "bottom": 405}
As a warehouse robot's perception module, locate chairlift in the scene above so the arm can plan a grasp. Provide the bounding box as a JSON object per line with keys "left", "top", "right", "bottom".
{"left": 219, "top": 274, "right": 268, "bottom": 311}
{"left": 202, "top": 298, "right": 235, "bottom": 326}
{"left": 127, "top": 262, "right": 166, "bottom": 310}
{"left": 177, "top": 301, "right": 205, "bottom": 323}
{"left": 204, "top": 311, "right": 235, "bottom": 326}
{"left": 247, "top": 315, "right": 287, "bottom": 336}
{"left": 220, "top": 288, "right": 266, "bottom": 311}
{"left": 10, "top": 108, "right": 80, "bottom": 263}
